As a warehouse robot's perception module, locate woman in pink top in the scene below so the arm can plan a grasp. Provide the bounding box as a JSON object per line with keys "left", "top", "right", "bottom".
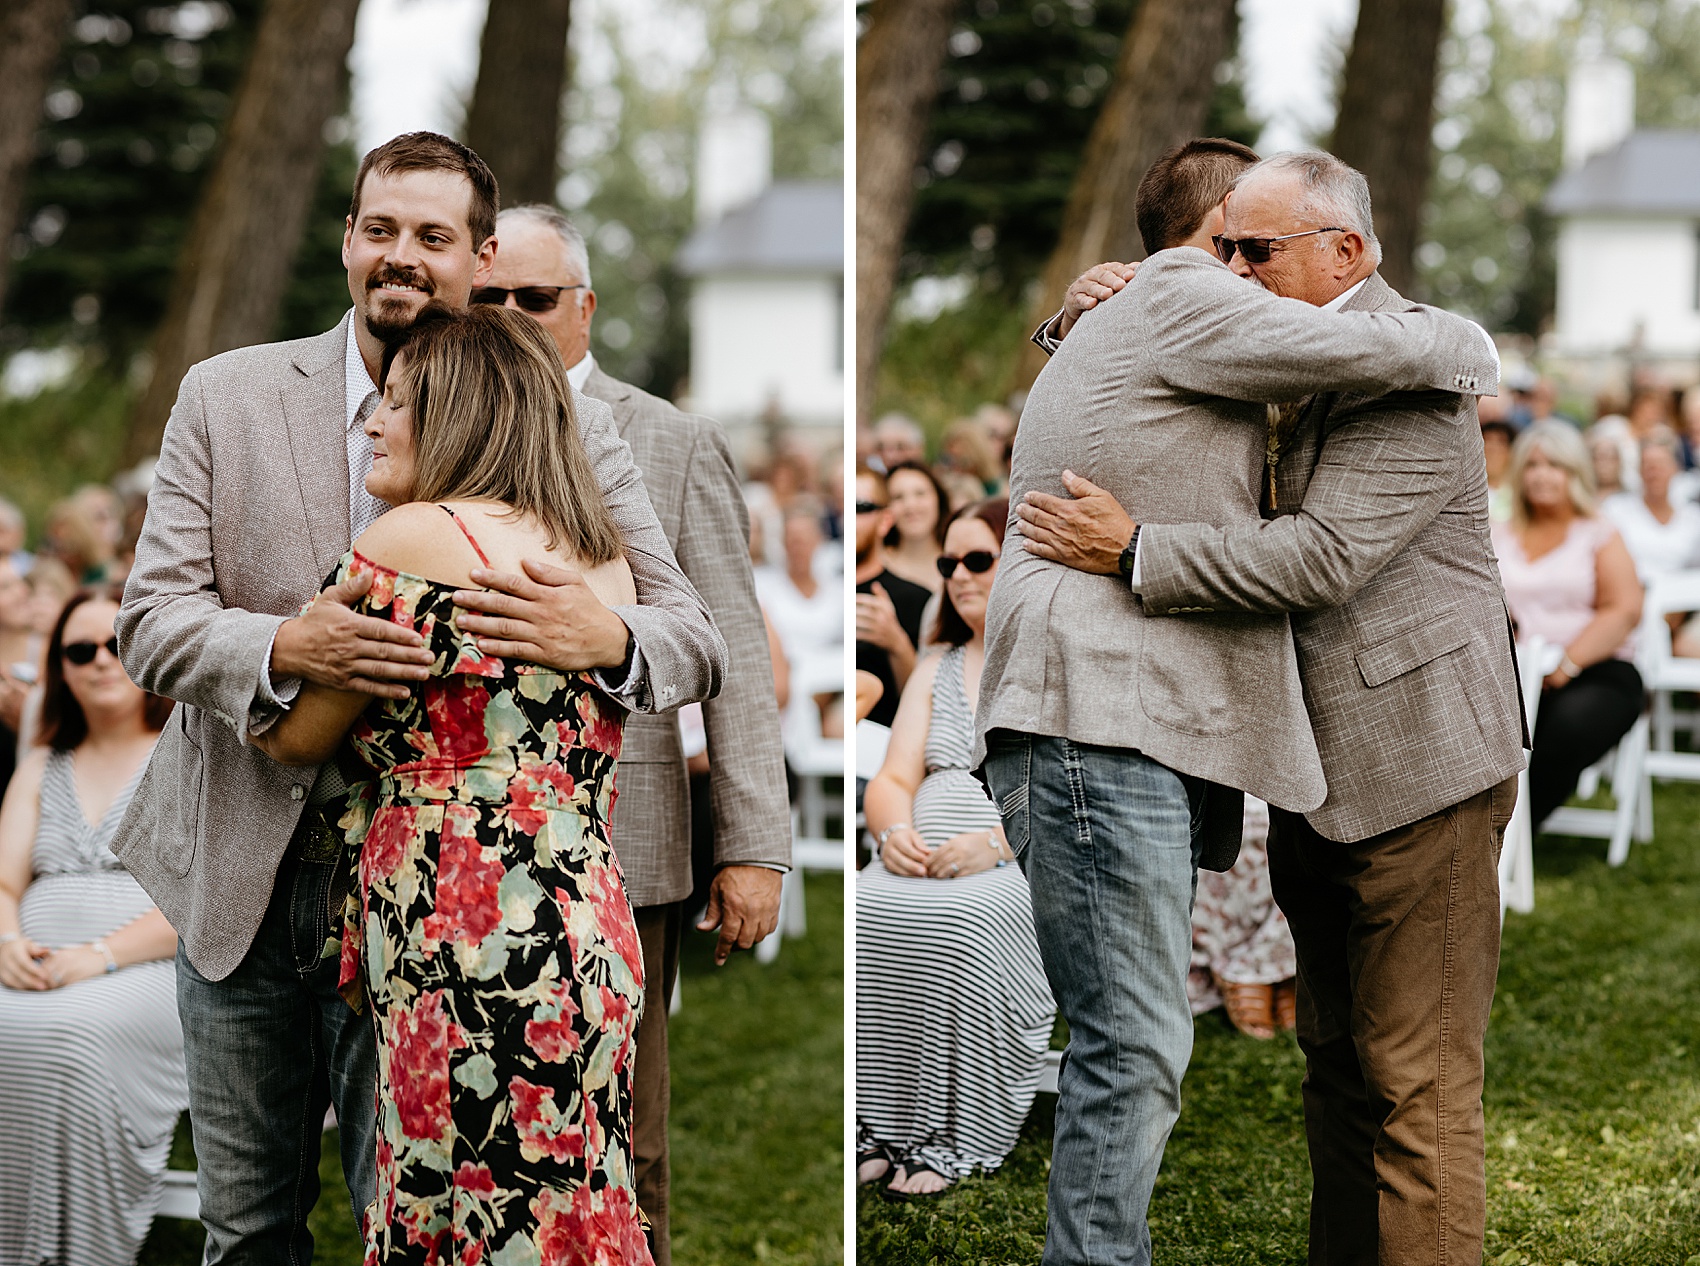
{"left": 1491, "top": 420, "right": 1644, "bottom": 829}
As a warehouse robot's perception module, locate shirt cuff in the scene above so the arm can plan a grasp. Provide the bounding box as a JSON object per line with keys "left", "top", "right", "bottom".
{"left": 1030, "top": 309, "right": 1067, "bottom": 356}
{"left": 1128, "top": 534, "right": 1143, "bottom": 594}
{"left": 592, "top": 638, "right": 648, "bottom": 709}
{"left": 718, "top": 860, "right": 791, "bottom": 873}
{"left": 248, "top": 627, "right": 302, "bottom": 737}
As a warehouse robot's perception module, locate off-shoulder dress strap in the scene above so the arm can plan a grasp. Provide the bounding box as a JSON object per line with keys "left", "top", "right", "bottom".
{"left": 437, "top": 504, "right": 493, "bottom": 568}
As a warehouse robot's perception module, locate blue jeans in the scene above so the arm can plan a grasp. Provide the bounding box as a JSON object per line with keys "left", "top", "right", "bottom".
{"left": 176, "top": 845, "right": 377, "bottom": 1265}
{"left": 983, "top": 732, "right": 1204, "bottom": 1266}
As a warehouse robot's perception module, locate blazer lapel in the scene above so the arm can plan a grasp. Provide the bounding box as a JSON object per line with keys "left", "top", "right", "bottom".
{"left": 585, "top": 365, "right": 637, "bottom": 439}
{"left": 281, "top": 314, "right": 354, "bottom": 575}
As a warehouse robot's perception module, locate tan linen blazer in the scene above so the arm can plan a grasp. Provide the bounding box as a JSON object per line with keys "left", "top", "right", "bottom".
{"left": 580, "top": 365, "right": 791, "bottom": 908}
{"left": 113, "top": 314, "right": 727, "bottom": 980}
{"left": 975, "top": 249, "right": 1500, "bottom": 866}
{"left": 1137, "top": 273, "right": 1526, "bottom": 842}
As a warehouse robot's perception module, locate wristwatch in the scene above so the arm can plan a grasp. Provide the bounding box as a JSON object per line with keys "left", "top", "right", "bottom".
{"left": 1117, "top": 526, "right": 1141, "bottom": 577}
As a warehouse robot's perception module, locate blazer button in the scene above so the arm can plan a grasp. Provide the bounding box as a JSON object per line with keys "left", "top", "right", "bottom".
{"left": 290, "top": 785, "right": 305, "bottom": 801}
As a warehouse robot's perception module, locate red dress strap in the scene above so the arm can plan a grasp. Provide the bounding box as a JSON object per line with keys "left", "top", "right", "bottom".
{"left": 437, "top": 504, "right": 493, "bottom": 568}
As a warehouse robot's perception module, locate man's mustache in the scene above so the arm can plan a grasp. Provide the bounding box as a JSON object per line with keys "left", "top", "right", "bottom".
{"left": 367, "top": 266, "right": 433, "bottom": 296}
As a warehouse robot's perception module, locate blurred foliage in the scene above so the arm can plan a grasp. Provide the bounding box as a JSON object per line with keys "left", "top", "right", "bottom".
{"left": 561, "top": 0, "right": 842, "bottom": 397}
{"left": 4, "top": 0, "right": 356, "bottom": 366}
{"left": 897, "top": 0, "right": 1258, "bottom": 290}
{"left": 1419, "top": 0, "right": 1700, "bottom": 335}
{"left": 875, "top": 0, "right": 1260, "bottom": 427}
{"left": 0, "top": 372, "right": 132, "bottom": 537}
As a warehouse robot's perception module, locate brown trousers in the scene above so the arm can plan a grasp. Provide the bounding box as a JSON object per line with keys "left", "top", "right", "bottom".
{"left": 1267, "top": 777, "right": 1516, "bottom": 1266}
{"left": 632, "top": 902, "right": 683, "bottom": 1266}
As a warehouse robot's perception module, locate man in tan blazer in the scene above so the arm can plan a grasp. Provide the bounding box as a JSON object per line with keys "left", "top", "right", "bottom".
{"left": 1023, "top": 151, "right": 1523, "bottom": 1266}
{"left": 975, "top": 139, "right": 1498, "bottom": 1266}
{"left": 114, "top": 134, "right": 727, "bottom": 1259}
{"left": 480, "top": 203, "right": 791, "bottom": 1265}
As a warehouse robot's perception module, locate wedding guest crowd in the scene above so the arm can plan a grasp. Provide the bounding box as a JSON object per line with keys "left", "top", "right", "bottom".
{"left": 0, "top": 587, "right": 186, "bottom": 1266}
{"left": 858, "top": 498, "right": 1055, "bottom": 1198}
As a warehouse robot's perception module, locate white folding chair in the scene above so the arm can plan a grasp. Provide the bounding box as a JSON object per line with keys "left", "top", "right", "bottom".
{"left": 1637, "top": 573, "right": 1700, "bottom": 808}
{"left": 1500, "top": 637, "right": 1548, "bottom": 920}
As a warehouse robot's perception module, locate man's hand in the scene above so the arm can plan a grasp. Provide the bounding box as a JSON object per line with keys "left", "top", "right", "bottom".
{"left": 1017, "top": 470, "right": 1137, "bottom": 575}
{"left": 854, "top": 583, "right": 908, "bottom": 653}
{"left": 1058, "top": 262, "right": 1140, "bottom": 337}
{"left": 271, "top": 570, "right": 433, "bottom": 701}
{"left": 0, "top": 937, "right": 50, "bottom": 990}
{"left": 453, "top": 559, "right": 632, "bottom": 671}
{"left": 697, "top": 865, "right": 782, "bottom": 966}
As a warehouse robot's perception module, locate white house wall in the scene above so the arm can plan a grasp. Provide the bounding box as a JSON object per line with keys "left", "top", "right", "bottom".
{"left": 688, "top": 275, "right": 843, "bottom": 425}
{"left": 1554, "top": 216, "right": 1700, "bottom": 357}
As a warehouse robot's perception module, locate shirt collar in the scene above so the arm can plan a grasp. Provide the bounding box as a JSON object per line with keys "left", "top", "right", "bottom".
{"left": 565, "top": 350, "right": 595, "bottom": 393}
{"left": 1321, "top": 278, "right": 1369, "bottom": 313}
{"left": 344, "top": 313, "right": 378, "bottom": 433}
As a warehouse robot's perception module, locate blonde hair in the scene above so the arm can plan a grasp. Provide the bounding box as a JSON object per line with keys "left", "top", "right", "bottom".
{"left": 1509, "top": 419, "right": 1596, "bottom": 529}
{"left": 380, "top": 304, "right": 622, "bottom": 563}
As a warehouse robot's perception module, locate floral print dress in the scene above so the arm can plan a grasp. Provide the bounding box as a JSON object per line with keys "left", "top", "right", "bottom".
{"left": 320, "top": 514, "right": 652, "bottom": 1266}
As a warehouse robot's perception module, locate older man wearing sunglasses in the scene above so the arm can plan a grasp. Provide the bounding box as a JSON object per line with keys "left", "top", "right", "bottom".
{"left": 476, "top": 203, "right": 792, "bottom": 1266}
{"left": 1011, "top": 149, "right": 1525, "bottom": 1266}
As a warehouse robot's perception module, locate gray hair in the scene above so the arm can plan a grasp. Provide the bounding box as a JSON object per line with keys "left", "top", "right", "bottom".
{"left": 496, "top": 203, "right": 592, "bottom": 290}
{"left": 1235, "top": 151, "right": 1382, "bottom": 266}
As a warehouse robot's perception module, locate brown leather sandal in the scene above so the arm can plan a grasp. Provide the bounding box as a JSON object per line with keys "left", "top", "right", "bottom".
{"left": 1221, "top": 981, "right": 1277, "bottom": 1040}
{"left": 1274, "top": 979, "right": 1297, "bottom": 1032}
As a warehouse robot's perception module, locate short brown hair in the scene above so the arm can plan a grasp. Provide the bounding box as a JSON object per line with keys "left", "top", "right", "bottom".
{"left": 350, "top": 132, "right": 499, "bottom": 247}
{"left": 379, "top": 304, "right": 622, "bottom": 564}
{"left": 38, "top": 589, "right": 172, "bottom": 751}
{"left": 1135, "top": 138, "right": 1260, "bottom": 256}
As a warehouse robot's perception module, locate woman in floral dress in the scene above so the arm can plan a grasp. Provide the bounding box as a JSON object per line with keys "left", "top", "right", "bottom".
{"left": 256, "top": 303, "right": 652, "bottom": 1265}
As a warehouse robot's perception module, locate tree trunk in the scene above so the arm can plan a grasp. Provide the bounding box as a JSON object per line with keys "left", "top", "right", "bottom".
{"left": 855, "top": 0, "right": 959, "bottom": 427}
{"left": 1016, "top": 0, "right": 1236, "bottom": 388}
{"left": 0, "top": 0, "right": 73, "bottom": 322}
{"left": 127, "top": 0, "right": 362, "bottom": 462}
{"left": 1330, "top": 0, "right": 1447, "bottom": 296}
{"left": 464, "top": 0, "right": 573, "bottom": 208}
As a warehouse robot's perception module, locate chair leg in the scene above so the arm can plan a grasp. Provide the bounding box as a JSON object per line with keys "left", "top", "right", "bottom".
{"left": 1607, "top": 716, "right": 1649, "bottom": 867}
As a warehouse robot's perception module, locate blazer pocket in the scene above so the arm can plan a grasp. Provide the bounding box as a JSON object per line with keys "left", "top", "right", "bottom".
{"left": 1355, "top": 617, "right": 1470, "bottom": 689}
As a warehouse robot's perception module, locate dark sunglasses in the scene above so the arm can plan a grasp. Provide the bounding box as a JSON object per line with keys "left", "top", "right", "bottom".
{"left": 469, "top": 284, "right": 584, "bottom": 313}
{"left": 63, "top": 636, "right": 119, "bottom": 666}
{"left": 936, "top": 550, "right": 998, "bottom": 579}
{"left": 1212, "top": 227, "right": 1345, "bottom": 266}
{"left": 854, "top": 500, "right": 885, "bottom": 514}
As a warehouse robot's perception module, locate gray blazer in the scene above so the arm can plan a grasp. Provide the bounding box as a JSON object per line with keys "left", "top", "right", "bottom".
{"left": 113, "top": 314, "right": 728, "bottom": 980}
{"left": 580, "top": 365, "right": 791, "bottom": 907}
{"left": 975, "top": 250, "right": 1500, "bottom": 866}
{"left": 1138, "top": 272, "right": 1526, "bottom": 843}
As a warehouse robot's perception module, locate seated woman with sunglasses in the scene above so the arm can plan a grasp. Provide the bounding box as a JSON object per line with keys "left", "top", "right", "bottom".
{"left": 0, "top": 589, "right": 185, "bottom": 1266}
{"left": 858, "top": 498, "right": 1057, "bottom": 1199}
{"left": 251, "top": 303, "right": 654, "bottom": 1264}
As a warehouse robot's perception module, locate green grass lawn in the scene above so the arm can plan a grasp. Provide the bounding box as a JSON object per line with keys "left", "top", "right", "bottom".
{"left": 858, "top": 784, "right": 1700, "bottom": 1265}
{"left": 142, "top": 873, "right": 844, "bottom": 1265}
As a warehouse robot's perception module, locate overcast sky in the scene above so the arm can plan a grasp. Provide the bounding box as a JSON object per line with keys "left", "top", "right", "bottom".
{"left": 348, "top": 0, "right": 1369, "bottom": 161}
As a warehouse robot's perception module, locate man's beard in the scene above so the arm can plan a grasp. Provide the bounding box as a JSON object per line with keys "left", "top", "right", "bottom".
{"left": 364, "top": 264, "right": 435, "bottom": 337}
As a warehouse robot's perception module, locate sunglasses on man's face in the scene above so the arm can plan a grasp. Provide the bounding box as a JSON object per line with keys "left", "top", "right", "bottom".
{"left": 854, "top": 500, "right": 885, "bottom": 515}
{"left": 63, "top": 636, "right": 119, "bottom": 666}
{"left": 936, "top": 550, "right": 998, "bottom": 579}
{"left": 469, "top": 285, "right": 584, "bottom": 313}
{"left": 1212, "top": 227, "right": 1345, "bottom": 266}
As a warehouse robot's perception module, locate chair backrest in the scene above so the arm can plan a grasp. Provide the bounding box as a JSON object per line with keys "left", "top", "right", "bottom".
{"left": 1516, "top": 635, "right": 1555, "bottom": 726}
{"left": 1637, "top": 569, "right": 1700, "bottom": 678}
{"left": 855, "top": 720, "right": 891, "bottom": 780}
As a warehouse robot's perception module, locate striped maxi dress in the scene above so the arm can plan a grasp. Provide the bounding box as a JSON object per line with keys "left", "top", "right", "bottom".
{"left": 0, "top": 748, "right": 188, "bottom": 1266}
{"left": 856, "top": 647, "right": 1056, "bottom": 1178}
